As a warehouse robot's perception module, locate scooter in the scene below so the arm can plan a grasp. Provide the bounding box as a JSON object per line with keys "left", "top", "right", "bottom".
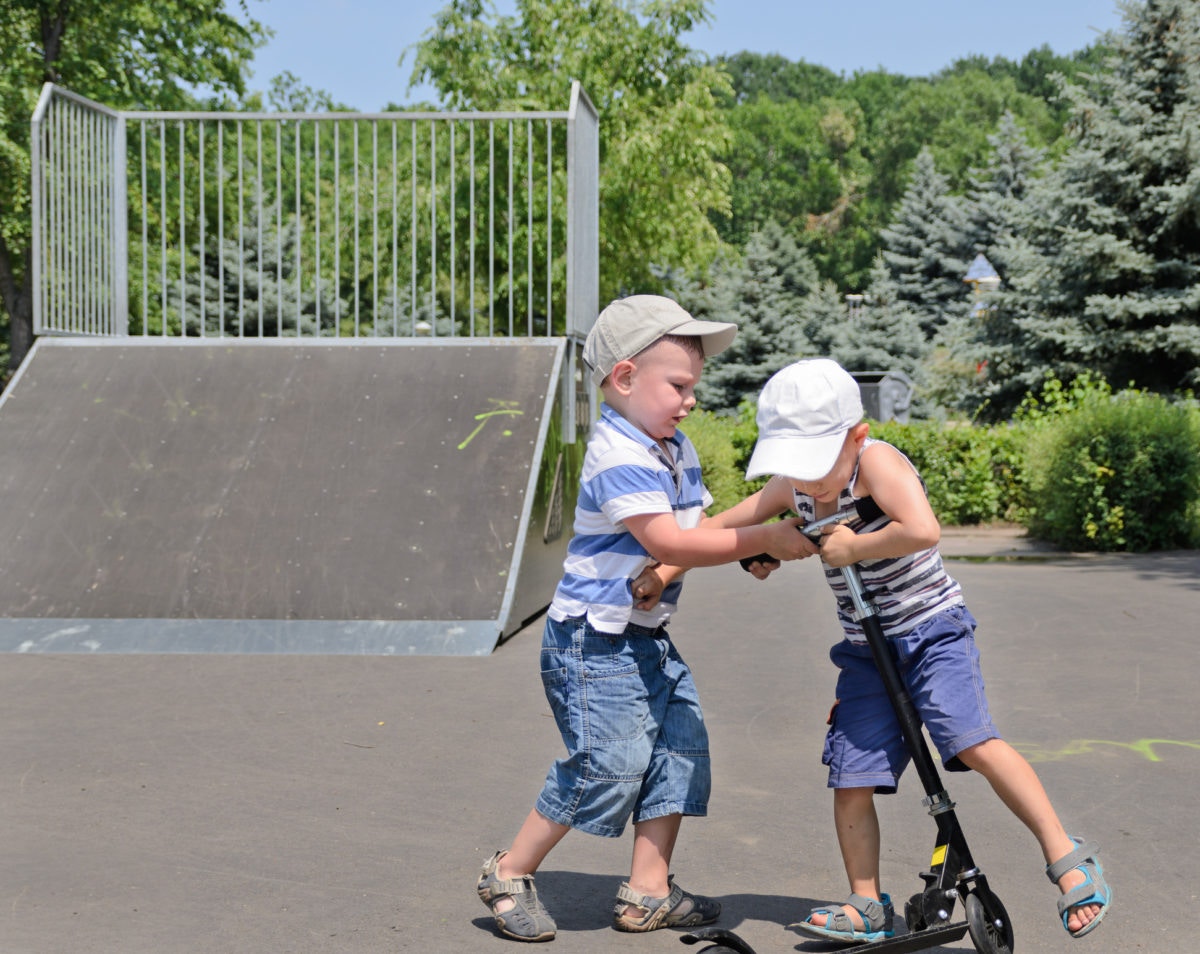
{"left": 682, "top": 506, "right": 1015, "bottom": 954}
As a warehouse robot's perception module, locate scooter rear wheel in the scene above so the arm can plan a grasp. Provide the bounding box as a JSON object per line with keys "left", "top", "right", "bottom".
{"left": 965, "top": 886, "right": 1014, "bottom": 954}
{"left": 904, "top": 893, "right": 927, "bottom": 932}
{"left": 679, "top": 927, "right": 758, "bottom": 953}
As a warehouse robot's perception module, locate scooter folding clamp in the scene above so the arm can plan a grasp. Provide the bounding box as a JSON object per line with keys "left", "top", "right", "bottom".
{"left": 921, "top": 790, "right": 957, "bottom": 815}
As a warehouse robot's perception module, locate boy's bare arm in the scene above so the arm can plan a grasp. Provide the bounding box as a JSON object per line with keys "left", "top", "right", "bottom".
{"left": 623, "top": 506, "right": 810, "bottom": 570}
{"left": 704, "top": 476, "right": 796, "bottom": 531}
{"left": 818, "top": 442, "right": 941, "bottom": 567}
{"left": 638, "top": 477, "right": 806, "bottom": 590}
{"left": 628, "top": 477, "right": 808, "bottom": 606}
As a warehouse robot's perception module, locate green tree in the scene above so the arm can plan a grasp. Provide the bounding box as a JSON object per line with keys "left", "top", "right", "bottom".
{"left": 941, "top": 43, "right": 1116, "bottom": 125}
{"left": 718, "top": 93, "right": 861, "bottom": 248}
{"left": 933, "top": 112, "right": 1046, "bottom": 415}
{"left": 975, "top": 0, "right": 1200, "bottom": 418}
{"left": 877, "top": 148, "right": 974, "bottom": 338}
{"left": 844, "top": 257, "right": 929, "bottom": 378}
{"left": 869, "top": 69, "right": 1058, "bottom": 204}
{"left": 0, "top": 0, "right": 264, "bottom": 371}
{"left": 175, "top": 211, "right": 340, "bottom": 338}
{"left": 964, "top": 111, "right": 1046, "bottom": 259}
{"left": 674, "top": 220, "right": 817, "bottom": 412}
{"left": 715, "top": 51, "right": 842, "bottom": 106}
{"left": 410, "top": 0, "right": 732, "bottom": 302}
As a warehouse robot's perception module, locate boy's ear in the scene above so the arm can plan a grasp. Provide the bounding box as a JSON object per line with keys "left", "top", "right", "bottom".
{"left": 609, "top": 358, "right": 636, "bottom": 394}
{"left": 851, "top": 421, "right": 871, "bottom": 443}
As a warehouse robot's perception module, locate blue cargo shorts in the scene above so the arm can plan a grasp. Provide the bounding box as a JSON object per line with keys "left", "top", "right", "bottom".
{"left": 822, "top": 604, "right": 999, "bottom": 794}
{"left": 534, "top": 614, "right": 711, "bottom": 837}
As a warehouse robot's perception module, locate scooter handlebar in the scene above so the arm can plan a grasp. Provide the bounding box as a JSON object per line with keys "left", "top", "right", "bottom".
{"left": 738, "top": 507, "right": 860, "bottom": 571}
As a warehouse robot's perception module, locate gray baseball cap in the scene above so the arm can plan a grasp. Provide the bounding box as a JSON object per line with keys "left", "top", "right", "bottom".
{"left": 582, "top": 295, "right": 738, "bottom": 387}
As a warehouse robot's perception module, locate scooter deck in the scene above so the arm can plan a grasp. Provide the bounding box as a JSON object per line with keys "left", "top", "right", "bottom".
{"left": 820, "top": 922, "right": 970, "bottom": 953}
{"left": 682, "top": 922, "right": 969, "bottom": 953}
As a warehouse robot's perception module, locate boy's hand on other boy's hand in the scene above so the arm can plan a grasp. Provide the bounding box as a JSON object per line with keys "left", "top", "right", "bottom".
{"left": 816, "top": 523, "right": 857, "bottom": 567}
{"left": 630, "top": 563, "right": 666, "bottom": 610}
{"left": 765, "top": 517, "right": 820, "bottom": 562}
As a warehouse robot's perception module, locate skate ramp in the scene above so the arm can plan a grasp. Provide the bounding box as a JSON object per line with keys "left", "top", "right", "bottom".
{"left": 0, "top": 337, "right": 576, "bottom": 655}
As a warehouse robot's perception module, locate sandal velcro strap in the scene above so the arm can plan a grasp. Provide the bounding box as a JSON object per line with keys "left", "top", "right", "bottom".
{"left": 792, "top": 892, "right": 895, "bottom": 942}
{"left": 1045, "top": 839, "right": 1100, "bottom": 883}
{"left": 847, "top": 893, "right": 886, "bottom": 923}
{"left": 1045, "top": 836, "right": 1111, "bottom": 939}
{"left": 816, "top": 893, "right": 891, "bottom": 933}
{"left": 477, "top": 850, "right": 557, "bottom": 941}
{"left": 615, "top": 881, "right": 676, "bottom": 909}
{"left": 613, "top": 880, "right": 720, "bottom": 932}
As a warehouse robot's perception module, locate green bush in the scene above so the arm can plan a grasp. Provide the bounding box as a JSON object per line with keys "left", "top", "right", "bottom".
{"left": 682, "top": 378, "right": 1200, "bottom": 551}
{"left": 870, "top": 419, "right": 1024, "bottom": 525}
{"left": 680, "top": 406, "right": 763, "bottom": 515}
{"left": 684, "top": 405, "right": 1020, "bottom": 524}
{"left": 1023, "top": 390, "right": 1200, "bottom": 551}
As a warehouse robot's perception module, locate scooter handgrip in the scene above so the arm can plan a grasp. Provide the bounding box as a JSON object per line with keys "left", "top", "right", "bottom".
{"left": 740, "top": 517, "right": 803, "bottom": 571}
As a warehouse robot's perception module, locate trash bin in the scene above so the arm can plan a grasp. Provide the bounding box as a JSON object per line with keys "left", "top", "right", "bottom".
{"left": 850, "top": 371, "right": 914, "bottom": 423}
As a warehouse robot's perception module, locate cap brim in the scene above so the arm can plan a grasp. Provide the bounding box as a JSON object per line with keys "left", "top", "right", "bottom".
{"left": 673, "top": 319, "right": 737, "bottom": 358}
{"left": 745, "top": 431, "right": 847, "bottom": 482}
{"left": 586, "top": 319, "right": 737, "bottom": 386}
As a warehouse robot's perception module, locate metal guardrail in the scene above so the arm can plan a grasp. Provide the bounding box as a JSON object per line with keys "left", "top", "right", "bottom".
{"left": 31, "top": 82, "right": 599, "bottom": 344}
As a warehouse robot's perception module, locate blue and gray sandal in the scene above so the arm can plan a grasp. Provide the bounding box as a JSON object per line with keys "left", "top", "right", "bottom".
{"left": 791, "top": 892, "right": 895, "bottom": 945}
{"left": 1046, "top": 837, "right": 1111, "bottom": 938}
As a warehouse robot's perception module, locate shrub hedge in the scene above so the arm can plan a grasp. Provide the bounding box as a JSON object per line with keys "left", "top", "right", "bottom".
{"left": 680, "top": 379, "right": 1200, "bottom": 552}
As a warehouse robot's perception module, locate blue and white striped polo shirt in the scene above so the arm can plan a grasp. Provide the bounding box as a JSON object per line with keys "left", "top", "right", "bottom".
{"left": 548, "top": 403, "right": 712, "bottom": 634}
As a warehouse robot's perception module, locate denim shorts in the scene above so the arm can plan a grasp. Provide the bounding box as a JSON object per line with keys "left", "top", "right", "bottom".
{"left": 822, "top": 604, "right": 999, "bottom": 794}
{"left": 534, "top": 615, "right": 711, "bottom": 837}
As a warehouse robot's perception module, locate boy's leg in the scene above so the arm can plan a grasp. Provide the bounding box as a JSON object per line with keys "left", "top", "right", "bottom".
{"left": 956, "top": 738, "right": 1103, "bottom": 935}
{"left": 625, "top": 812, "right": 681, "bottom": 904}
{"left": 613, "top": 812, "right": 720, "bottom": 931}
{"left": 807, "top": 786, "right": 883, "bottom": 929}
{"left": 490, "top": 809, "right": 571, "bottom": 915}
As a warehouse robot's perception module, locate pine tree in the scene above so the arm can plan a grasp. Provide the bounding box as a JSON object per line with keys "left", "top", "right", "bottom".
{"left": 181, "top": 212, "right": 338, "bottom": 337}
{"left": 674, "top": 220, "right": 817, "bottom": 413}
{"left": 924, "top": 113, "right": 1047, "bottom": 414}
{"left": 974, "top": 0, "right": 1200, "bottom": 417}
{"left": 878, "top": 148, "right": 975, "bottom": 338}
{"left": 844, "top": 257, "right": 929, "bottom": 374}
{"left": 964, "top": 111, "right": 1045, "bottom": 261}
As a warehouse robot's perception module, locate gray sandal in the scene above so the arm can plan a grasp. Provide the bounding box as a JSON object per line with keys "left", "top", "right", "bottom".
{"left": 792, "top": 892, "right": 896, "bottom": 944}
{"left": 476, "top": 850, "right": 557, "bottom": 942}
{"left": 1046, "top": 837, "right": 1111, "bottom": 938}
{"left": 613, "top": 879, "right": 721, "bottom": 932}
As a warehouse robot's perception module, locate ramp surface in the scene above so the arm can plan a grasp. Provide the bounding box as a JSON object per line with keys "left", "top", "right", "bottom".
{"left": 0, "top": 338, "right": 567, "bottom": 654}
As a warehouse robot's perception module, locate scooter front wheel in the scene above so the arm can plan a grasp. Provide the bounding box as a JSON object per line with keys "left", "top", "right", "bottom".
{"left": 965, "top": 886, "right": 1015, "bottom": 954}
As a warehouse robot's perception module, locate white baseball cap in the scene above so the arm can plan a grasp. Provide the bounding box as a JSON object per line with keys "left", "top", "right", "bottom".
{"left": 745, "top": 358, "right": 864, "bottom": 481}
{"left": 583, "top": 295, "right": 738, "bottom": 387}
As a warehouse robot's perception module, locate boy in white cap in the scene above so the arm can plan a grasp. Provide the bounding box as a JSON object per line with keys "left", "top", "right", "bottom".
{"left": 739, "top": 357, "right": 1110, "bottom": 944}
{"left": 476, "top": 295, "right": 813, "bottom": 942}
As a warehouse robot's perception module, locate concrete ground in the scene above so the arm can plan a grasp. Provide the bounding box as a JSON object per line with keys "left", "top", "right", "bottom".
{"left": 3, "top": 528, "right": 1195, "bottom": 953}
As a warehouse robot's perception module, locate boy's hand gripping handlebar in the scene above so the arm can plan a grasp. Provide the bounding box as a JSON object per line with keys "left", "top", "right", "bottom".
{"left": 738, "top": 507, "right": 858, "bottom": 572}
{"left": 741, "top": 502, "right": 879, "bottom": 621}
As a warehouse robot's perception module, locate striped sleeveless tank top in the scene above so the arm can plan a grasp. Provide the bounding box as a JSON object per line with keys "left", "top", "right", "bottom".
{"left": 791, "top": 438, "right": 963, "bottom": 640}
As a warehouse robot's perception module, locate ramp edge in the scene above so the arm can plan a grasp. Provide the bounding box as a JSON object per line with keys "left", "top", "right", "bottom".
{"left": 0, "top": 618, "right": 503, "bottom": 657}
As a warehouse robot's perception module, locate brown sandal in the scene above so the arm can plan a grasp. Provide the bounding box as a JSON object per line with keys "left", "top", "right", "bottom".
{"left": 612, "top": 879, "right": 721, "bottom": 932}
{"left": 476, "top": 850, "right": 556, "bottom": 942}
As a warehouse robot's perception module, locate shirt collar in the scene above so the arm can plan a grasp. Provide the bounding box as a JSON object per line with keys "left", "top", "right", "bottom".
{"left": 599, "top": 403, "right": 685, "bottom": 457}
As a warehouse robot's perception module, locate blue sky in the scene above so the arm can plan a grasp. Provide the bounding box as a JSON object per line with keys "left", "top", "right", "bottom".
{"left": 243, "top": 0, "right": 1126, "bottom": 111}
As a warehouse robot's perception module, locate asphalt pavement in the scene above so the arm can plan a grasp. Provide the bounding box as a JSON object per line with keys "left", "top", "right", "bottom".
{"left": 3, "top": 527, "right": 1195, "bottom": 953}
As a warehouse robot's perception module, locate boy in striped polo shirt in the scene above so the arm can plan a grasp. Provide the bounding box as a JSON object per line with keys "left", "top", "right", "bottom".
{"left": 476, "top": 295, "right": 814, "bottom": 942}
